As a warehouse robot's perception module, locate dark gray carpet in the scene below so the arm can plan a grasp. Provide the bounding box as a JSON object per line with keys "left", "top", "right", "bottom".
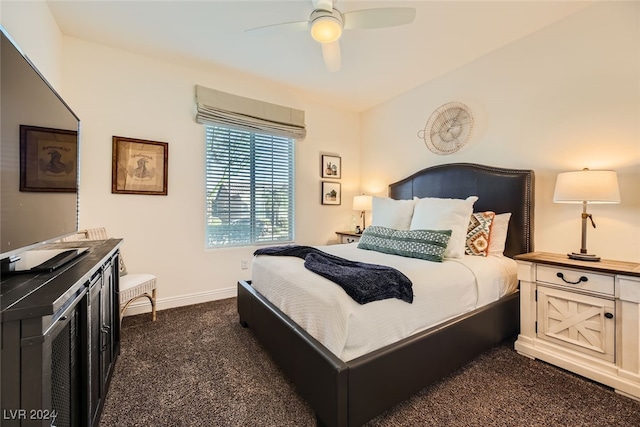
{"left": 100, "top": 298, "right": 640, "bottom": 426}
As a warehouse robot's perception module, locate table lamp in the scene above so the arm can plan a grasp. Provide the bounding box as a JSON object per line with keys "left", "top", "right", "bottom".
{"left": 352, "top": 195, "right": 373, "bottom": 233}
{"left": 553, "top": 168, "right": 620, "bottom": 261}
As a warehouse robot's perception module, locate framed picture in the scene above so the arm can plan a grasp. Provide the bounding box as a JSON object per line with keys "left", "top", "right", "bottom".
{"left": 321, "top": 181, "right": 341, "bottom": 205}
{"left": 20, "top": 125, "right": 78, "bottom": 192}
{"left": 321, "top": 154, "right": 341, "bottom": 179}
{"left": 112, "top": 136, "right": 168, "bottom": 195}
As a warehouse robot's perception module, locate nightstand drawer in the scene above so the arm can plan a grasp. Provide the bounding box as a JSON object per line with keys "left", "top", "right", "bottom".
{"left": 335, "top": 231, "right": 361, "bottom": 244}
{"left": 340, "top": 234, "right": 360, "bottom": 244}
{"left": 537, "top": 265, "right": 614, "bottom": 296}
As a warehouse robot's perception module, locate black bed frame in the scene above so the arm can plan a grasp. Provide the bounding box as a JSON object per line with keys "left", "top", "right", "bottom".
{"left": 238, "top": 163, "right": 534, "bottom": 427}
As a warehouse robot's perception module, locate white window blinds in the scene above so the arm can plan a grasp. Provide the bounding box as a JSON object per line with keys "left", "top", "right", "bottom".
{"left": 205, "top": 126, "right": 295, "bottom": 247}
{"left": 195, "top": 85, "right": 306, "bottom": 140}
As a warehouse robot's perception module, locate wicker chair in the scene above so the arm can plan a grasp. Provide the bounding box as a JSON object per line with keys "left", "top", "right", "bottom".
{"left": 62, "top": 228, "right": 157, "bottom": 322}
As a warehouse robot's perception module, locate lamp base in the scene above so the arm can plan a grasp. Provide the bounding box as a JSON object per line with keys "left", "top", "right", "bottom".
{"left": 567, "top": 252, "right": 601, "bottom": 262}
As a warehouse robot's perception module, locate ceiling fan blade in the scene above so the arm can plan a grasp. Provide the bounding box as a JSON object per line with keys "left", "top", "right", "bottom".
{"left": 244, "top": 20, "right": 309, "bottom": 37}
{"left": 312, "top": 0, "right": 333, "bottom": 12}
{"left": 321, "top": 41, "right": 341, "bottom": 72}
{"left": 343, "top": 7, "right": 416, "bottom": 30}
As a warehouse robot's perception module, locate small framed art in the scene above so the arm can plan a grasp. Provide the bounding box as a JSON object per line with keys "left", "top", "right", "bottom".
{"left": 112, "top": 136, "right": 168, "bottom": 195}
{"left": 321, "top": 181, "right": 341, "bottom": 205}
{"left": 321, "top": 154, "right": 341, "bottom": 179}
{"left": 20, "top": 125, "right": 78, "bottom": 192}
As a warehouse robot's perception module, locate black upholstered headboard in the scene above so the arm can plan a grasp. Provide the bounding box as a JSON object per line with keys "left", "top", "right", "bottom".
{"left": 388, "top": 163, "right": 534, "bottom": 258}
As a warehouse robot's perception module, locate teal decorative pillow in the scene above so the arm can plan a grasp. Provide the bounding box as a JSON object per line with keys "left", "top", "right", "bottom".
{"left": 465, "top": 211, "right": 495, "bottom": 256}
{"left": 357, "top": 226, "right": 451, "bottom": 262}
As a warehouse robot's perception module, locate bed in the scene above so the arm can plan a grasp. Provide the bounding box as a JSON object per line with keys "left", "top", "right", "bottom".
{"left": 237, "top": 163, "right": 534, "bottom": 427}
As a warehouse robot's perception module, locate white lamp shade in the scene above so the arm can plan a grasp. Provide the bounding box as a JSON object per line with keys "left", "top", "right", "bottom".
{"left": 553, "top": 169, "right": 621, "bottom": 204}
{"left": 353, "top": 195, "right": 373, "bottom": 211}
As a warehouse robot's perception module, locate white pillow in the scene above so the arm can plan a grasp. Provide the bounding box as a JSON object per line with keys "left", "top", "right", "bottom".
{"left": 371, "top": 197, "right": 416, "bottom": 230}
{"left": 488, "top": 213, "right": 512, "bottom": 256}
{"left": 410, "top": 196, "right": 478, "bottom": 259}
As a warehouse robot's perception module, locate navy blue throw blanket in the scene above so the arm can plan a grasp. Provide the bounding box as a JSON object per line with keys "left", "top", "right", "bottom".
{"left": 254, "top": 245, "right": 413, "bottom": 305}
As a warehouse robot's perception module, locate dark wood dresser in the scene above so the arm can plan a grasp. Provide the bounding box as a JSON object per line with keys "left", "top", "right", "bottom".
{"left": 1, "top": 239, "right": 122, "bottom": 426}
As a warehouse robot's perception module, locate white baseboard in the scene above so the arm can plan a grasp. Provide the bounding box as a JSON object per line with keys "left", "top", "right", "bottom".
{"left": 121, "top": 286, "right": 237, "bottom": 317}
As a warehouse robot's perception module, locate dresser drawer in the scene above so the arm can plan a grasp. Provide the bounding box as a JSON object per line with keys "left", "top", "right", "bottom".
{"left": 537, "top": 265, "right": 614, "bottom": 296}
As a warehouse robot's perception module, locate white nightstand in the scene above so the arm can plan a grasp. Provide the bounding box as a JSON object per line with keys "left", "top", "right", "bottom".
{"left": 335, "top": 231, "right": 361, "bottom": 244}
{"left": 514, "top": 252, "right": 640, "bottom": 400}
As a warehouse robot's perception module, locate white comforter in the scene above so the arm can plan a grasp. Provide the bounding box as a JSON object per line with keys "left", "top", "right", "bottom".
{"left": 251, "top": 244, "right": 517, "bottom": 361}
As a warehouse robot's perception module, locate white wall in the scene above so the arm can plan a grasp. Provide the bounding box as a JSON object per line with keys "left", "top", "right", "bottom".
{"left": 361, "top": 1, "right": 640, "bottom": 263}
{"left": 0, "top": 1, "right": 64, "bottom": 91}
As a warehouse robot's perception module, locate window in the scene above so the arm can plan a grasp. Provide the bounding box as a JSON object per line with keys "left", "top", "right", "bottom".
{"left": 205, "top": 125, "right": 295, "bottom": 247}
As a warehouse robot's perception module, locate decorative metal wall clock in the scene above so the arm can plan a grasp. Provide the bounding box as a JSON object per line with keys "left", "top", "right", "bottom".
{"left": 418, "top": 102, "right": 474, "bottom": 155}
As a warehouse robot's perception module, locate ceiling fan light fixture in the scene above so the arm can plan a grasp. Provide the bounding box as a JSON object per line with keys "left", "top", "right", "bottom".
{"left": 310, "top": 10, "right": 343, "bottom": 43}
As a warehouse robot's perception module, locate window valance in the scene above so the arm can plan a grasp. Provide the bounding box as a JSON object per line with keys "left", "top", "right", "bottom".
{"left": 195, "top": 85, "right": 306, "bottom": 140}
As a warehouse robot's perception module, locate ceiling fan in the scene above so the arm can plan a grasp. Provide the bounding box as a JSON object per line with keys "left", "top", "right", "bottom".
{"left": 245, "top": 0, "right": 416, "bottom": 72}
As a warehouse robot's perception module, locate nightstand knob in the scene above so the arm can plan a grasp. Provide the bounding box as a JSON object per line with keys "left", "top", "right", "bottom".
{"left": 556, "top": 272, "right": 588, "bottom": 285}
{"left": 605, "top": 312, "right": 614, "bottom": 319}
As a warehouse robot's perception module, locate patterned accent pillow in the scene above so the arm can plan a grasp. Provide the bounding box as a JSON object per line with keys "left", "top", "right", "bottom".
{"left": 357, "top": 226, "right": 452, "bottom": 262}
{"left": 118, "top": 255, "right": 128, "bottom": 276}
{"left": 465, "top": 211, "right": 496, "bottom": 256}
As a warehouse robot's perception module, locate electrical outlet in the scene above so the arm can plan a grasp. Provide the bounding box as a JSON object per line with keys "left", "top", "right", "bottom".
{"left": 241, "top": 259, "right": 249, "bottom": 270}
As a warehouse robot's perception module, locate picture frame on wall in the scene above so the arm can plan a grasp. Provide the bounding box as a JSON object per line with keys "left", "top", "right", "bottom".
{"left": 112, "top": 136, "right": 168, "bottom": 195}
{"left": 321, "top": 181, "right": 341, "bottom": 205}
{"left": 20, "top": 125, "right": 78, "bottom": 192}
{"left": 321, "top": 154, "right": 341, "bottom": 179}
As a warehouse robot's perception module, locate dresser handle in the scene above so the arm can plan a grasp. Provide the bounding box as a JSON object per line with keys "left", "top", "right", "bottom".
{"left": 556, "top": 272, "right": 588, "bottom": 285}
{"left": 605, "top": 312, "right": 614, "bottom": 319}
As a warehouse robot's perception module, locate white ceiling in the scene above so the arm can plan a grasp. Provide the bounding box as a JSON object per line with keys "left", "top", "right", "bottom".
{"left": 47, "top": 0, "right": 593, "bottom": 112}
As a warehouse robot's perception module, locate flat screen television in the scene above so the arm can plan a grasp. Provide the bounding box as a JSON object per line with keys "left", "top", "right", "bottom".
{"left": 1, "top": 27, "right": 81, "bottom": 270}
